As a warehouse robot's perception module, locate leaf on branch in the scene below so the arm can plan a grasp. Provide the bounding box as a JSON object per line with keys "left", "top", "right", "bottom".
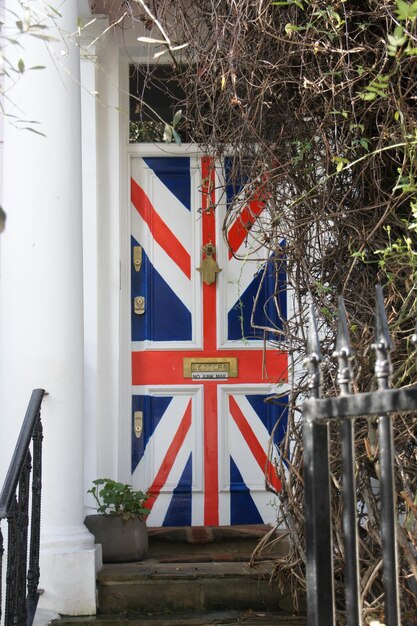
{"left": 333, "top": 156, "right": 350, "bottom": 172}
{"left": 284, "top": 23, "right": 306, "bottom": 36}
{"left": 45, "top": 3, "right": 62, "bottom": 17}
{"left": 387, "top": 25, "right": 407, "bottom": 56}
{"left": 17, "top": 58, "right": 24, "bottom": 73}
{"left": 273, "top": 0, "right": 304, "bottom": 7}
{"left": 172, "top": 110, "right": 182, "bottom": 128}
{"left": 163, "top": 124, "right": 173, "bottom": 143}
{"left": 137, "top": 36, "right": 168, "bottom": 45}
{"left": 28, "top": 33, "right": 59, "bottom": 42}
{"left": 396, "top": 0, "right": 417, "bottom": 21}
{"left": 172, "top": 129, "right": 182, "bottom": 146}
{"left": 170, "top": 43, "right": 189, "bottom": 51}
{"left": 360, "top": 74, "right": 390, "bottom": 100}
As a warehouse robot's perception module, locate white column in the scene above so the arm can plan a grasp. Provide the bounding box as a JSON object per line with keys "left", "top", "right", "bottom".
{"left": 0, "top": 1, "right": 100, "bottom": 616}
{"left": 78, "top": 15, "right": 109, "bottom": 506}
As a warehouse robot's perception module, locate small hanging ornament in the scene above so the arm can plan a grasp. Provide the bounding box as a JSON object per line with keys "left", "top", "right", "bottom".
{"left": 197, "top": 242, "right": 222, "bottom": 285}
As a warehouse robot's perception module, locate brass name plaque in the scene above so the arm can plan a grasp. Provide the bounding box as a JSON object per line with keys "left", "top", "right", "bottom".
{"left": 183, "top": 357, "right": 238, "bottom": 380}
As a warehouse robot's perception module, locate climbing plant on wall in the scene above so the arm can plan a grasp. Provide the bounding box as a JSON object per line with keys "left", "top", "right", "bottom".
{"left": 93, "top": 0, "right": 417, "bottom": 621}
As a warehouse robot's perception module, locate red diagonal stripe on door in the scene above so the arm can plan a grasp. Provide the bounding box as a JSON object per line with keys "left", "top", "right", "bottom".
{"left": 227, "top": 177, "right": 269, "bottom": 259}
{"left": 131, "top": 177, "right": 191, "bottom": 279}
{"left": 145, "top": 399, "right": 192, "bottom": 511}
{"left": 228, "top": 394, "right": 281, "bottom": 493}
{"left": 227, "top": 200, "right": 265, "bottom": 259}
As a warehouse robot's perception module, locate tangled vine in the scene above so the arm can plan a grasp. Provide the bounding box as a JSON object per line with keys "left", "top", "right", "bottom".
{"left": 93, "top": 0, "right": 417, "bottom": 622}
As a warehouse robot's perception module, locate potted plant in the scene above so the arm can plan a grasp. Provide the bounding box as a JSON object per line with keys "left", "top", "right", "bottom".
{"left": 84, "top": 478, "right": 150, "bottom": 563}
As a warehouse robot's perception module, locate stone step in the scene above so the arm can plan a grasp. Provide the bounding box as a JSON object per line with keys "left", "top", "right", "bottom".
{"left": 96, "top": 559, "right": 294, "bottom": 615}
{"left": 146, "top": 525, "right": 288, "bottom": 560}
{"left": 52, "top": 610, "right": 306, "bottom": 625}
{"left": 50, "top": 526, "right": 304, "bottom": 625}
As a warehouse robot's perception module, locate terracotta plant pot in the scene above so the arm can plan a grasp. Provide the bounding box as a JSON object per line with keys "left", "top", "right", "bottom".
{"left": 84, "top": 514, "right": 148, "bottom": 563}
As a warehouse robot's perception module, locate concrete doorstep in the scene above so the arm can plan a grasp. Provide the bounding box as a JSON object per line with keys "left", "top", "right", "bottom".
{"left": 51, "top": 610, "right": 306, "bottom": 625}
{"left": 96, "top": 558, "right": 293, "bottom": 615}
{"left": 48, "top": 526, "right": 306, "bottom": 625}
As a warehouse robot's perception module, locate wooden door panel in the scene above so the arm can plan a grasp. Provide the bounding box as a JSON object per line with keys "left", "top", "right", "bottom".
{"left": 130, "top": 155, "right": 287, "bottom": 526}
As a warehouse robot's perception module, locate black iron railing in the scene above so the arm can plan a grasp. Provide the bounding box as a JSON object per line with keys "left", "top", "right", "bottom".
{"left": 0, "top": 389, "right": 46, "bottom": 626}
{"left": 302, "top": 285, "right": 417, "bottom": 626}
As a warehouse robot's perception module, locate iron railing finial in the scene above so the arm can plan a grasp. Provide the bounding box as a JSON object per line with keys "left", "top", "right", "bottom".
{"left": 333, "top": 295, "right": 354, "bottom": 396}
{"left": 305, "top": 303, "right": 322, "bottom": 399}
{"left": 373, "top": 284, "right": 393, "bottom": 390}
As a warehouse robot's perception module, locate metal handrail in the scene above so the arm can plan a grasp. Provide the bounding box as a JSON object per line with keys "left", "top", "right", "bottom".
{"left": 0, "top": 388, "right": 46, "bottom": 626}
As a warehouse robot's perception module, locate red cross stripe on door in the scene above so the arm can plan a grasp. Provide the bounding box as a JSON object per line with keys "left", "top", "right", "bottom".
{"left": 131, "top": 155, "right": 288, "bottom": 526}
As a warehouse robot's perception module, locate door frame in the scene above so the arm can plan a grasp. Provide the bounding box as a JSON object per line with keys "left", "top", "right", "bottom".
{"left": 117, "top": 58, "right": 291, "bottom": 507}
{"left": 118, "top": 56, "right": 202, "bottom": 481}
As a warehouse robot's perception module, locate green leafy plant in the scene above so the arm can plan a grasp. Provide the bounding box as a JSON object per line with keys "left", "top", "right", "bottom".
{"left": 163, "top": 109, "right": 183, "bottom": 145}
{"left": 88, "top": 478, "right": 150, "bottom": 521}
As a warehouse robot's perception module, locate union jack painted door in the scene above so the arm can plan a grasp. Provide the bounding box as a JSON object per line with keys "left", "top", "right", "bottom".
{"left": 130, "top": 155, "right": 288, "bottom": 526}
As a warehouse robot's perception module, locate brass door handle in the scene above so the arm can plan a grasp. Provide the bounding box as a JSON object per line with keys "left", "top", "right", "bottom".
{"left": 133, "top": 245, "right": 142, "bottom": 272}
{"left": 134, "top": 411, "right": 143, "bottom": 438}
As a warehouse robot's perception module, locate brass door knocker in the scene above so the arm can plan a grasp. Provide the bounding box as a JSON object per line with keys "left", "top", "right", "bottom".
{"left": 197, "top": 242, "right": 222, "bottom": 285}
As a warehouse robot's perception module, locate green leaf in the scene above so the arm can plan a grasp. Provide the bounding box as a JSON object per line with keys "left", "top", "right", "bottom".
{"left": 88, "top": 478, "right": 150, "bottom": 519}
{"left": 28, "top": 33, "right": 59, "bottom": 42}
{"left": 360, "top": 74, "right": 390, "bottom": 100}
{"left": 394, "top": 24, "right": 406, "bottom": 38}
{"left": 387, "top": 25, "right": 407, "bottom": 56}
{"left": 163, "top": 124, "right": 173, "bottom": 143}
{"left": 170, "top": 43, "right": 189, "bottom": 52}
{"left": 172, "top": 129, "right": 182, "bottom": 146}
{"left": 360, "top": 92, "right": 377, "bottom": 101}
{"left": 27, "top": 24, "right": 49, "bottom": 30}
{"left": 172, "top": 109, "right": 182, "bottom": 128}
{"left": 333, "top": 156, "right": 350, "bottom": 172}
{"left": 18, "top": 58, "right": 25, "bottom": 73}
{"left": 396, "top": 0, "right": 417, "bottom": 21}
{"left": 349, "top": 123, "right": 365, "bottom": 132}
{"left": 284, "top": 23, "right": 305, "bottom": 36}
{"left": 45, "top": 4, "right": 62, "bottom": 17}
{"left": 273, "top": 0, "right": 304, "bottom": 6}
{"left": 137, "top": 36, "right": 167, "bottom": 45}
{"left": 153, "top": 50, "right": 169, "bottom": 59}
{"left": 331, "top": 110, "right": 349, "bottom": 119}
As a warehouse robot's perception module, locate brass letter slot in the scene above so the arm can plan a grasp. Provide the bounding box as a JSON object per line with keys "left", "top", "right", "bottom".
{"left": 134, "top": 411, "right": 143, "bottom": 438}
{"left": 183, "top": 357, "right": 238, "bottom": 379}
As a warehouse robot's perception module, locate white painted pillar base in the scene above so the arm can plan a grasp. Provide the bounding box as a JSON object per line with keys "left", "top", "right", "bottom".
{"left": 39, "top": 539, "right": 102, "bottom": 616}
{"left": 0, "top": 0, "right": 101, "bottom": 616}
